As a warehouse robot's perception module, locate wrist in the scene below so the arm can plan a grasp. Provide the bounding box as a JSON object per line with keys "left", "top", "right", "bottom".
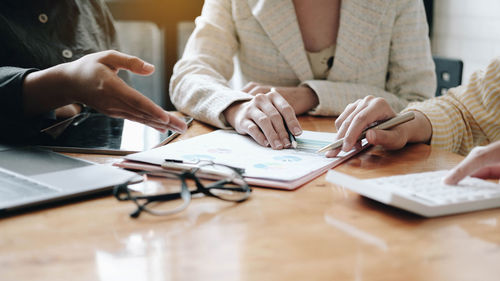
{"left": 300, "top": 85, "right": 319, "bottom": 111}
{"left": 223, "top": 101, "right": 245, "bottom": 128}
{"left": 280, "top": 86, "right": 318, "bottom": 115}
{"left": 50, "top": 63, "right": 76, "bottom": 104}
{"left": 403, "top": 111, "right": 432, "bottom": 144}
{"left": 23, "top": 65, "right": 74, "bottom": 116}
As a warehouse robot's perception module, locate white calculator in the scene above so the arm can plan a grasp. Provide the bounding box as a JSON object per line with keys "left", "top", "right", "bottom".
{"left": 326, "top": 170, "right": 500, "bottom": 217}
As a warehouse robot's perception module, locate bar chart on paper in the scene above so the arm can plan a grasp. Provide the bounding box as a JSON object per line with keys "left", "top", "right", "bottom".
{"left": 295, "top": 137, "right": 333, "bottom": 152}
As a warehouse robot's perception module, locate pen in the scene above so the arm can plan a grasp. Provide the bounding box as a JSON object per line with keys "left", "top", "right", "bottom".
{"left": 163, "top": 159, "right": 246, "bottom": 175}
{"left": 316, "top": 111, "right": 415, "bottom": 153}
{"left": 162, "top": 159, "right": 199, "bottom": 171}
{"left": 154, "top": 117, "right": 194, "bottom": 148}
{"left": 284, "top": 121, "right": 297, "bottom": 149}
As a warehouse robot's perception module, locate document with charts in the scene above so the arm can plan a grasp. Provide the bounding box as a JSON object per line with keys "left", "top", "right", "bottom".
{"left": 124, "top": 130, "right": 369, "bottom": 190}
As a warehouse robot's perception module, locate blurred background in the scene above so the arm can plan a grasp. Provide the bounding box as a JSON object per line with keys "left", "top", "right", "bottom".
{"left": 105, "top": 0, "right": 500, "bottom": 109}
{"left": 105, "top": 0, "right": 202, "bottom": 110}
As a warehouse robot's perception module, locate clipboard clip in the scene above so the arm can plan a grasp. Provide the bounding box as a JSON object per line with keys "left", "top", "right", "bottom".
{"left": 162, "top": 159, "right": 246, "bottom": 175}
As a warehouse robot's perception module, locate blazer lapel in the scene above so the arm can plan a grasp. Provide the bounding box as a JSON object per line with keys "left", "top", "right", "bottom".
{"left": 247, "top": 0, "right": 314, "bottom": 82}
{"left": 330, "top": 0, "right": 390, "bottom": 81}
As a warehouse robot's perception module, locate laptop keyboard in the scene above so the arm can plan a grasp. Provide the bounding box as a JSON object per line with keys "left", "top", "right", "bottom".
{"left": 0, "top": 167, "right": 58, "bottom": 203}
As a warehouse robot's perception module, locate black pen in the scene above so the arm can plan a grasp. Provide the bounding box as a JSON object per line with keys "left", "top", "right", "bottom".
{"left": 283, "top": 121, "right": 297, "bottom": 149}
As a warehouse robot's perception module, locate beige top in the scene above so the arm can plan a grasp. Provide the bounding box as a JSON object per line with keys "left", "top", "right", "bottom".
{"left": 170, "top": 0, "right": 436, "bottom": 128}
{"left": 306, "top": 44, "right": 336, "bottom": 80}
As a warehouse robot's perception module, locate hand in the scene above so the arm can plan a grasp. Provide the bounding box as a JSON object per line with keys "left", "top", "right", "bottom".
{"left": 223, "top": 89, "right": 302, "bottom": 149}
{"left": 241, "top": 82, "right": 319, "bottom": 115}
{"left": 325, "top": 95, "right": 432, "bottom": 158}
{"left": 23, "top": 50, "right": 187, "bottom": 133}
{"left": 443, "top": 141, "right": 500, "bottom": 185}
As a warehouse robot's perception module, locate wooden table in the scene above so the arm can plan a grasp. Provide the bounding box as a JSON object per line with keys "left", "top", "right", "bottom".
{"left": 1, "top": 116, "right": 499, "bottom": 281}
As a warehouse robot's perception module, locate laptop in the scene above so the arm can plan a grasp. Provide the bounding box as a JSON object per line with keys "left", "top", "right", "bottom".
{"left": 0, "top": 145, "right": 139, "bottom": 213}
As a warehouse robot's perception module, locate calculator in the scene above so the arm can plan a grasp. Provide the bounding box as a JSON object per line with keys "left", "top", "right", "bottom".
{"left": 326, "top": 170, "right": 500, "bottom": 217}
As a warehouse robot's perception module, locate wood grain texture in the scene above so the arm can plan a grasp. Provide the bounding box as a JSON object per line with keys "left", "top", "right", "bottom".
{"left": 1, "top": 116, "right": 499, "bottom": 281}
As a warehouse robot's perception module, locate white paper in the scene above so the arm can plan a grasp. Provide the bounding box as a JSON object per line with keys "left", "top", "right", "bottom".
{"left": 126, "top": 130, "right": 355, "bottom": 181}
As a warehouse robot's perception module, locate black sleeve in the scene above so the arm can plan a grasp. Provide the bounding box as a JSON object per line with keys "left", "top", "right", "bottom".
{"left": 0, "top": 66, "right": 34, "bottom": 117}
{"left": 0, "top": 66, "right": 55, "bottom": 143}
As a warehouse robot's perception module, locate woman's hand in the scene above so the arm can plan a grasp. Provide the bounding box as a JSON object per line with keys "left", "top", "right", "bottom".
{"left": 23, "top": 50, "right": 187, "bottom": 133}
{"left": 444, "top": 141, "right": 500, "bottom": 185}
{"left": 325, "top": 95, "right": 432, "bottom": 157}
{"left": 241, "top": 82, "right": 319, "bottom": 115}
{"left": 223, "top": 88, "right": 302, "bottom": 149}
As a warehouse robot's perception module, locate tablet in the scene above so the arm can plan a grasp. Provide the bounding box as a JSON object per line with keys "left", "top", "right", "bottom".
{"left": 37, "top": 113, "right": 193, "bottom": 155}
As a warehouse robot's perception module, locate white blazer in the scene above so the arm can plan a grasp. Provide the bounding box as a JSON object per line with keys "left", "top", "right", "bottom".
{"left": 170, "top": 0, "right": 436, "bottom": 128}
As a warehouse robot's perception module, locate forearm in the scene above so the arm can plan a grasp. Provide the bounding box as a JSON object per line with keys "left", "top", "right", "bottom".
{"left": 22, "top": 64, "right": 74, "bottom": 117}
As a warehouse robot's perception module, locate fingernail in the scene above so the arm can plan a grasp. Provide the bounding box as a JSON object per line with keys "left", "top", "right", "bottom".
{"left": 442, "top": 175, "right": 456, "bottom": 185}
{"left": 274, "top": 140, "right": 283, "bottom": 149}
{"left": 442, "top": 177, "right": 450, "bottom": 185}
{"left": 283, "top": 138, "right": 291, "bottom": 148}
{"left": 366, "top": 130, "right": 375, "bottom": 141}
{"left": 158, "top": 114, "right": 169, "bottom": 123}
{"left": 293, "top": 127, "right": 302, "bottom": 135}
{"left": 143, "top": 62, "right": 154, "bottom": 72}
{"left": 264, "top": 140, "right": 269, "bottom": 146}
{"left": 342, "top": 142, "right": 350, "bottom": 152}
{"left": 325, "top": 151, "right": 335, "bottom": 158}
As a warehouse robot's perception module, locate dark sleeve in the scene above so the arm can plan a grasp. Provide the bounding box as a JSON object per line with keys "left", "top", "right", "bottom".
{"left": 0, "top": 66, "right": 55, "bottom": 143}
{"left": 0, "top": 67, "right": 34, "bottom": 117}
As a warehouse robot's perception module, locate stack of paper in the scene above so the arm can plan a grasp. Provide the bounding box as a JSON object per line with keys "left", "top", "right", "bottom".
{"left": 120, "top": 130, "right": 369, "bottom": 190}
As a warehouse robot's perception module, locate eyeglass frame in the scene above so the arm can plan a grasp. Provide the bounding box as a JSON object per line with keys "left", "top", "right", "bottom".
{"left": 113, "top": 163, "right": 252, "bottom": 218}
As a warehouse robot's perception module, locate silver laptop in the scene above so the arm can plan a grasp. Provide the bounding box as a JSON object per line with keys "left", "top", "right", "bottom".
{"left": 0, "top": 145, "right": 138, "bottom": 213}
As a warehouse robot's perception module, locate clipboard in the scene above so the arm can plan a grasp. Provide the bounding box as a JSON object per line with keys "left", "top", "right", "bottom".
{"left": 117, "top": 130, "right": 370, "bottom": 190}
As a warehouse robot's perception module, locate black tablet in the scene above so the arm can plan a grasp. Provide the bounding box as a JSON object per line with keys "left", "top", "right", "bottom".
{"left": 37, "top": 113, "right": 193, "bottom": 155}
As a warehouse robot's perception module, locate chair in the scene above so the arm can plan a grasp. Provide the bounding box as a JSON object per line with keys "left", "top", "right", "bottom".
{"left": 114, "top": 21, "right": 165, "bottom": 107}
{"left": 433, "top": 56, "right": 463, "bottom": 97}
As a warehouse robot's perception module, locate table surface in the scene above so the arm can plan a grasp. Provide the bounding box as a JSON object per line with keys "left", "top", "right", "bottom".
{"left": 1, "top": 116, "right": 499, "bottom": 281}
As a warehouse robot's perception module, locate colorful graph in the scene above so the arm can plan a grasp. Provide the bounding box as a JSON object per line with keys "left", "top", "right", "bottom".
{"left": 273, "top": 155, "right": 302, "bottom": 162}
{"left": 296, "top": 138, "right": 330, "bottom": 152}
{"left": 254, "top": 162, "right": 288, "bottom": 170}
{"left": 207, "top": 148, "right": 232, "bottom": 154}
{"left": 253, "top": 155, "right": 303, "bottom": 170}
{"left": 182, "top": 154, "right": 216, "bottom": 162}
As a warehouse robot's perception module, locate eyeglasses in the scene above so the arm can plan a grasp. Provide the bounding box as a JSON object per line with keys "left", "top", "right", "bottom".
{"left": 113, "top": 162, "right": 251, "bottom": 218}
